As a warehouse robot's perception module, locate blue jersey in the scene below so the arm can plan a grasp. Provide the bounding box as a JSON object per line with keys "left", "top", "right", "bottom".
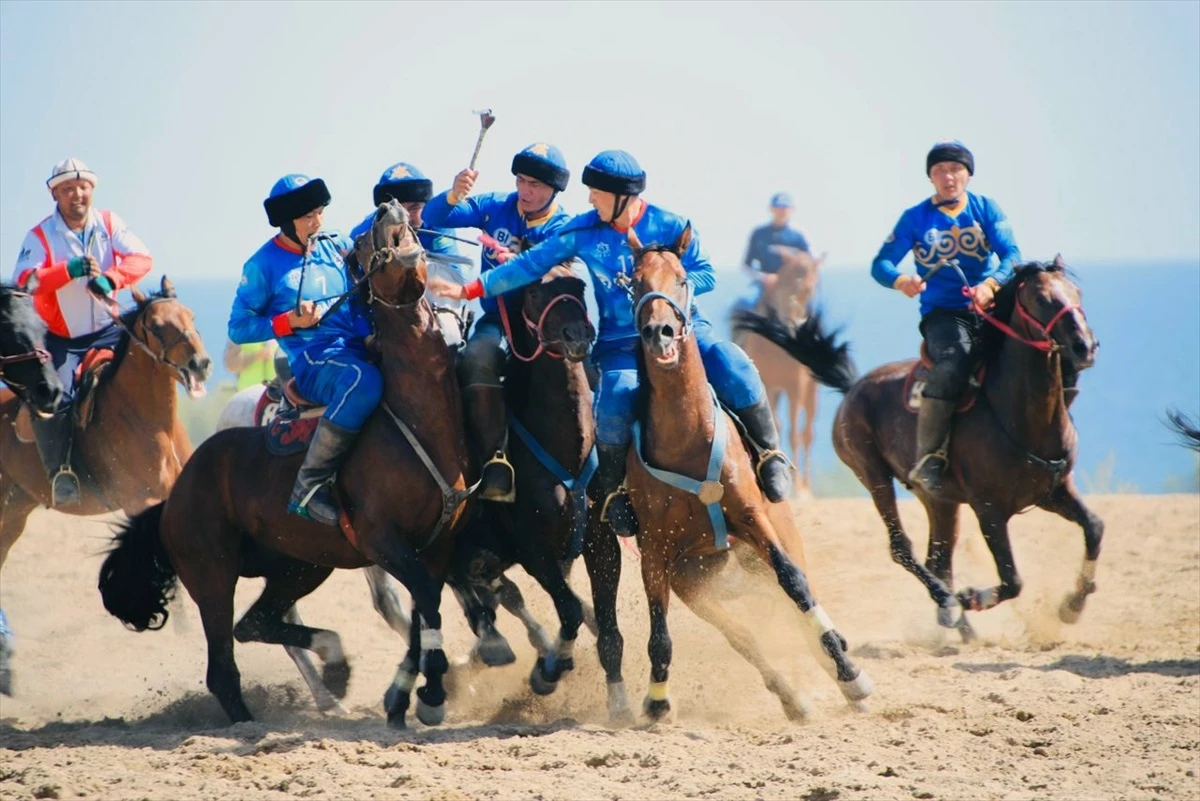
{"left": 423, "top": 190, "right": 569, "bottom": 315}
{"left": 228, "top": 233, "right": 370, "bottom": 363}
{"left": 479, "top": 202, "right": 717, "bottom": 344}
{"left": 744, "top": 223, "right": 810, "bottom": 274}
{"left": 871, "top": 191, "right": 1021, "bottom": 316}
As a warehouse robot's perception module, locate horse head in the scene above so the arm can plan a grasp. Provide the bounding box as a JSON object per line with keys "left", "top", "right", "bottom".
{"left": 518, "top": 266, "right": 594, "bottom": 362}
{"left": 125, "top": 276, "right": 213, "bottom": 398}
{"left": 628, "top": 225, "right": 693, "bottom": 369}
{"left": 766, "top": 247, "right": 822, "bottom": 326}
{"left": 356, "top": 199, "right": 427, "bottom": 308}
{"left": 991, "top": 255, "right": 1098, "bottom": 374}
{"left": 0, "top": 284, "right": 62, "bottom": 415}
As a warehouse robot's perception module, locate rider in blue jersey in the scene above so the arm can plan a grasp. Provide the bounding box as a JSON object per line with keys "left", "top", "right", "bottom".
{"left": 430, "top": 150, "right": 793, "bottom": 536}
{"left": 229, "top": 174, "right": 379, "bottom": 525}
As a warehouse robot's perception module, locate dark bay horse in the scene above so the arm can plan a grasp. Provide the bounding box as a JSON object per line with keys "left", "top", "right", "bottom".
{"left": 734, "top": 248, "right": 823, "bottom": 494}
{"left": 736, "top": 258, "right": 1102, "bottom": 640}
{"left": 99, "top": 203, "right": 475, "bottom": 728}
{"left": 623, "top": 227, "right": 872, "bottom": 721}
{"left": 1, "top": 278, "right": 210, "bottom": 693}
{"left": 450, "top": 269, "right": 633, "bottom": 719}
{"left": 0, "top": 284, "right": 64, "bottom": 695}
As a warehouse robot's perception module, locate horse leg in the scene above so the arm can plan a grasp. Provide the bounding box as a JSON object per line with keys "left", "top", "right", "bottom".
{"left": 786, "top": 389, "right": 804, "bottom": 495}
{"left": 383, "top": 603, "right": 422, "bottom": 729}
{"left": 523, "top": 550, "right": 585, "bottom": 695}
{"left": 177, "top": 551, "right": 252, "bottom": 723}
{"left": 640, "top": 546, "right": 675, "bottom": 720}
{"left": 582, "top": 514, "right": 631, "bottom": 724}
{"left": 451, "top": 577, "right": 517, "bottom": 667}
{"left": 491, "top": 572, "right": 553, "bottom": 658}
{"left": 923, "top": 498, "right": 975, "bottom": 641}
{"left": 861, "top": 458, "right": 960, "bottom": 623}
{"left": 0, "top": 482, "right": 36, "bottom": 696}
{"left": 230, "top": 561, "right": 351, "bottom": 707}
{"left": 362, "top": 564, "right": 411, "bottom": 638}
{"left": 959, "top": 508, "right": 1023, "bottom": 613}
{"left": 671, "top": 557, "right": 812, "bottom": 721}
{"left": 280, "top": 607, "right": 348, "bottom": 715}
{"left": 1036, "top": 478, "right": 1104, "bottom": 623}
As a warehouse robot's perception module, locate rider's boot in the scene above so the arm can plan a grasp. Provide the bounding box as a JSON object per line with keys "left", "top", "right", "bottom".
{"left": 463, "top": 385, "right": 515, "bottom": 503}
{"left": 288, "top": 418, "right": 357, "bottom": 526}
{"left": 594, "top": 442, "right": 638, "bottom": 537}
{"left": 31, "top": 409, "right": 81, "bottom": 507}
{"left": 735, "top": 398, "right": 793, "bottom": 503}
{"left": 907, "top": 397, "right": 956, "bottom": 495}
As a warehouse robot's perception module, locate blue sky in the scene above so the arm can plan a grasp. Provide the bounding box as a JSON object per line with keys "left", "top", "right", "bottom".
{"left": 2, "top": 0, "right": 1197, "bottom": 281}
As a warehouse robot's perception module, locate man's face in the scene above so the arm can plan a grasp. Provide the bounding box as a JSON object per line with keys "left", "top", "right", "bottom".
{"left": 587, "top": 187, "right": 618, "bottom": 222}
{"left": 770, "top": 205, "right": 793, "bottom": 226}
{"left": 929, "top": 162, "right": 971, "bottom": 202}
{"left": 515, "top": 174, "right": 554, "bottom": 216}
{"left": 52, "top": 178, "right": 94, "bottom": 222}
{"left": 292, "top": 206, "right": 325, "bottom": 243}
{"left": 402, "top": 201, "right": 425, "bottom": 228}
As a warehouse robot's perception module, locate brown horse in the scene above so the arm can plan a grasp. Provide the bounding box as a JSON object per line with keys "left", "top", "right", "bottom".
{"left": 623, "top": 227, "right": 872, "bottom": 721}
{"left": 736, "top": 257, "right": 1102, "bottom": 640}
{"left": 99, "top": 202, "right": 475, "bottom": 728}
{"left": 734, "top": 247, "right": 823, "bottom": 493}
{"left": 0, "top": 278, "right": 210, "bottom": 693}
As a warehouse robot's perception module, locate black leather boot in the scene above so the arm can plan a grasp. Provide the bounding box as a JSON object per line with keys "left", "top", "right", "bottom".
{"left": 907, "top": 397, "right": 956, "bottom": 494}
{"left": 463, "top": 385, "right": 515, "bottom": 503}
{"left": 288, "top": 418, "right": 357, "bottom": 525}
{"left": 594, "top": 443, "right": 638, "bottom": 537}
{"left": 734, "top": 398, "right": 793, "bottom": 503}
{"left": 31, "top": 410, "right": 81, "bottom": 507}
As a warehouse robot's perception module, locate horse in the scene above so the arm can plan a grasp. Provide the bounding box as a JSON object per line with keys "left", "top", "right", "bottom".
{"left": 735, "top": 257, "right": 1102, "bottom": 640}
{"left": 448, "top": 267, "right": 634, "bottom": 719}
{"left": 622, "top": 226, "right": 872, "bottom": 721}
{"left": 0, "top": 284, "right": 65, "bottom": 695}
{"left": 733, "top": 247, "right": 823, "bottom": 494}
{"left": 0, "top": 277, "right": 211, "bottom": 695}
{"left": 99, "top": 202, "right": 475, "bottom": 728}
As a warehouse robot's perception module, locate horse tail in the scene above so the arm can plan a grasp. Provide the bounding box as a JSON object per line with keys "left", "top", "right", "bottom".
{"left": 731, "top": 309, "right": 857, "bottom": 394}
{"left": 1165, "top": 408, "right": 1200, "bottom": 452}
{"left": 98, "top": 502, "right": 177, "bottom": 632}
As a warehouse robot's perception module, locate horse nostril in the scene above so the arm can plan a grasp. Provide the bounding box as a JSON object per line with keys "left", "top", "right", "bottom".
{"left": 661, "top": 324, "right": 674, "bottom": 340}
{"left": 641, "top": 324, "right": 656, "bottom": 342}
{"left": 196, "top": 356, "right": 213, "bottom": 376}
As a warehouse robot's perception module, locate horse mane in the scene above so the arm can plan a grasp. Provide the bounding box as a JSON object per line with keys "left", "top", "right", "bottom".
{"left": 976, "top": 259, "right": 1066, "bottom": 366}
{"left": 0, "top": 283, "right": 47, "bottom": 342}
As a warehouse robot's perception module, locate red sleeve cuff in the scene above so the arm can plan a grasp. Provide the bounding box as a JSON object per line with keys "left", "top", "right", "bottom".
{"left": 464, "top": 278, "right": 485, "bottom": 301}
{"left": 271, "top": 312, "right": 294, "bottom": 337}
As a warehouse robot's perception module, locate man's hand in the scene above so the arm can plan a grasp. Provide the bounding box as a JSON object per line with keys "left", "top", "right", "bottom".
{"left": 971, "top": 279, "right": 998, "bottom": 310}
{"left": 67, "top": 255, "right": 100, "bottom": 279}
{"left": 428, "top": 277, "right": 467, "bottom": 300}
{"left": 759, "top": 273, "right": 780, "bottom": 291}
{"left": 446, "top": 169, "right": 479, "bottom": 206}
{"left": 87, "top": 275, "right": 115, "bottom": 298}
{"left": 894, "top": 274, "right": 925, "bottom": 298}
{"left": 288, "top": 300, "right": 320, "bottom": 329}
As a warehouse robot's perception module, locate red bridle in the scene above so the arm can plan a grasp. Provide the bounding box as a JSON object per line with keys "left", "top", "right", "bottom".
{"left": 968, "top": 282, "right": 1083, "bottom": 353}
{"left": 498, "top": 292, "right": 588, "bottom": 362}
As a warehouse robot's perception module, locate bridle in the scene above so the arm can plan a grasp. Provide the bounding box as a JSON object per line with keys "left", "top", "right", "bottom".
{"left": 498, "top": 291, "right": 589, "bottom": 362}
{"left": 0, "top": 290, "right": 53, "bottom": 391}
{"left": 630, "top": 246, "right": 694, "bottom": 341}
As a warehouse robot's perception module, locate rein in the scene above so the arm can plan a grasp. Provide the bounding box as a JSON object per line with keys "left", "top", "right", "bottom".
{"left": 93, "top": 293, "right": 197, "bottom": 381}
{"left": 497, "top": 292, "right": 587, "bottom": 362}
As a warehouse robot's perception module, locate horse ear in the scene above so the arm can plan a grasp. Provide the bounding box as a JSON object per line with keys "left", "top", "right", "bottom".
{"left": 160, "top": 276, "right": 176, "bottom": 297}
{"left": 674, "top": 223, "right": 693, "bottom": 256}
{"left": 626, "top": 228, "right": 644, "bottom": 256}
{"left": 131, "top": 286, "right": 146, "bottom": 304}
{"left": 1052, "top": 253, "right": 1065, "bottom": 271}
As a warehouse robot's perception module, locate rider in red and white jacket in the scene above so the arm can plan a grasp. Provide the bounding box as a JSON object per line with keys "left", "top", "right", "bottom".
{"left": 9, "top": 158, "right": 154, "bottom": 507}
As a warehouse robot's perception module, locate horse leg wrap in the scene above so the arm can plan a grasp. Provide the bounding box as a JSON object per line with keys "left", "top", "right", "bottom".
{"left": 311, "top": 631, "right": 345, "bottom": 664}
{"left": 607, "top": 681, "right": 633, "bottom": 725}
{"left": 1060, "top": 559, "right": 1099, "bottom": 624}
{"left": 420, "top": 627, "right": 444, "bottom": 651}
{"left": 1077, "top": 559, "right": 1098, "bottom": 595}
{"left": 647, "top": 681, "right": 669, "bottom": 702}
{"left": 937, "top": 597, "right": 964, "bottom": 628}
{"left": 962, "top": 587, "right": 1000, "bottom": 612}
{"left": 804, "top": 606, "right": 872, "bottom": 701}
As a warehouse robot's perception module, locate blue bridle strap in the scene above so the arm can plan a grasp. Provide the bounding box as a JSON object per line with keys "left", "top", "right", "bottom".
{"left": 632, "top": 282, "right": 693, "bottom": 337}
{"left": 508, "top": 413, "right": 599, "bottom": 560}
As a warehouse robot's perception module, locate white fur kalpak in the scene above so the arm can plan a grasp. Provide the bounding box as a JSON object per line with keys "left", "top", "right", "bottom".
{"left": 47, "top": 157, "right": 97, "bottom": 191}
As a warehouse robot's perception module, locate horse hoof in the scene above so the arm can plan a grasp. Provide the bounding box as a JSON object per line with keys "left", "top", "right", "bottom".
{"left": 782, "top": 697, "right": 813, "bottom": 722}
{"left": 529, "top": 660, "right": 559, "bottom": 696}
{"left": 838, "top": 670, "right": 874, "bottom": 702}
{"left": 416, "top": 698, "right": 446, "bottom": 726}
{"left": 1058, "top": 595, "right": 1085, "bottom": 624}
{"left": 317, "top": 698, "right": 350, "bottom": 717}
{"left": 387, "top": 712, "right": 407, "bottom": 730}
{"left": 383, "top": 683, "right": 406, "bottom": 716}
{"left": 473, "top": 634, "right": 517, "bottom": 668}
{"left": 322, "top": 660, "right": 351, "bottom": 700}
{"left": 957, "top": 616, "right": 977, "bottom": 644}
{"left": 643, "top": 696, "right": 673, "bottom": 721}
{"left": 937, "top": 599, "right": 963, "bottom": 628}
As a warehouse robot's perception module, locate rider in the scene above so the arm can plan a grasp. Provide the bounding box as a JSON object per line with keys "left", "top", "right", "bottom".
{"left": 11, "top": 158, "right": 153, "bottom": 507}
{"left": 733, "top": 191, "right": 811, "bottom": 315}
{"left": 429, "top": 150, "right": 793, "bottom": 536}
{"left": 421, "top": 143, "right": 573, "bottom": 503}
{"left": 228, "top": 174, "right": 380, "bottom": 525}
{"left": 870, "top": 140, "right": 1022, "bottom": 495}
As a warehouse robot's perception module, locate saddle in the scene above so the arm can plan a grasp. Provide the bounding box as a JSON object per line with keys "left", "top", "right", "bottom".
{"left": 263, "top": 378, "right": 326, "bottom": 456}
{"left": 2, "top": 346, "right": 115, "bottom": 443}
{"left": 902, "top": 342, "right": 986, "bottom": 415}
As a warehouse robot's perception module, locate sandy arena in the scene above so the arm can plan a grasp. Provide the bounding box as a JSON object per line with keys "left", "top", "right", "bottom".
{"left": 1, "top": 495, "right": 1197, "bottom": 800}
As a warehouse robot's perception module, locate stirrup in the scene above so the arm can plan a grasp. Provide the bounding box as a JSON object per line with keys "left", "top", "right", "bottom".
{"left": 599, "top": 484, "right": 637, "bottom": 532}
{"left": 50, "top": 466, "right": 81, "bottom": 507}
{"left": 911, "top": 450, "right": 948, "bottom": 474}
{"left": 754, "top": 449, "right": 793, "bottom": 481}
{"left": 481, "top": 451, "right": 516, "bottom": 503}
